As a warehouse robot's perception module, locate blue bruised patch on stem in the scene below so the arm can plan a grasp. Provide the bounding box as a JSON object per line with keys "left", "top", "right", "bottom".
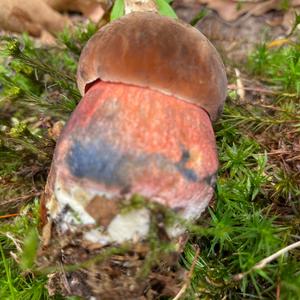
{"left": 66, "top": 137, "right": 200, "bottom": 188}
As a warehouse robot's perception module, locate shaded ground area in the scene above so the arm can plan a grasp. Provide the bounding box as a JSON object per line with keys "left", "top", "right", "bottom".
{"left": 0, "top": 1, "right": 300, "bottom": 299}
{"left": 175, "top": 0, "right": 294, "bottom": 60}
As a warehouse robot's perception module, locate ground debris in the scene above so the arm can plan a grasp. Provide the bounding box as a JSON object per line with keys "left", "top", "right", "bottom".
{"left": 181, "top": 0, "right": 300, "bottom": 22}
{"left": 173, "top": 0, "right": 299, "bottom": 61}
{"left": 38, "top": 226, "right": 184, "bottom": 299}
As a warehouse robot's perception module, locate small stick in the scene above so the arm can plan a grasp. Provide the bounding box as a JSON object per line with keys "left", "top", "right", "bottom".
{"left": 234, "top": 69, "right": 245, "bottom": 101}
{"left": 6, "top": 232, "right": 22, "bottom": 252}
{"left": 233, "top": 240, "right": 300, "bottom": 281}
{"left": 0, "top": 192, "right": 41, "bottom": 208}
{"left": 173, "top": 245, "right": 200, "bottom": 300}
{"left": 227, "top": 84, "right": 277, "bottom": 95}
{"left": 0, "top": 213, "right": 19, "bottom": 219}
{"left": 10, "top": 250, "right": 20, "bottom": 263}
{"left": 267, "top": 39, "right": 290, "bottom": 49}
{"left": 276, "top": 278, "right": 281, "bottom": 300}
{"left": 59, "top": 262, "right": 71, "bottom": 294}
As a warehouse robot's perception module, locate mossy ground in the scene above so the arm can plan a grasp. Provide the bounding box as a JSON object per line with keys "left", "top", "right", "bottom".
{"left": 0, "top": 18, "right": 300, "bottom": 300}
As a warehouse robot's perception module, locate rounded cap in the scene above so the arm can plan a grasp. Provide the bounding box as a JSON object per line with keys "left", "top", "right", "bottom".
{"left": 77, "top": 12, "right": 227, "bottom": 121}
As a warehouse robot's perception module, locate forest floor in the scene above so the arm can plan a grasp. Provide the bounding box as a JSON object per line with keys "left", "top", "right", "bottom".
{"left": 0, "top": 1, "right": 300, "bottom": 299}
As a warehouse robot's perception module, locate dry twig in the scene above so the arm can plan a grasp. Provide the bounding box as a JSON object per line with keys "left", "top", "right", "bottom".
{"left": 5, "top": 232, "right": 22, "bottom": 252}
{"left": 0, "top": 213, "right": 19, "bottom": 219}
{"left": 0, "top": 192, "right": 41, "bottom": 208}
{"left": 172, "top": 245, "right": 200, "bottom": 300}
{"left": 234, "top": 68, "right": 246, "bottom": 101}
{"left": 233, "top": 240, "right": 300, "bottom": 280}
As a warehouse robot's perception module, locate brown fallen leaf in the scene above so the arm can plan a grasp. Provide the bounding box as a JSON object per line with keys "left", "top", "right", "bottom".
{"left": 48, "top": 120, "right": 65, "bottom": 141}
{"left": 0, "top": 0, "right": 105, "bottom": 38}
{"left": 0, "top": 0, "right": 70, "bottom": 37}
{"left": 198, "top": 0, "right": 257, "bottom": 21}
{"left": 267, "top": 38, "right": 291, "bottom": 48}
{"left": 199, "top": 0, "right": 300, "bottom": 22}
{"left": 45, "top": 0, "right": 106, "bottom": 23}
{"left": 194, "top": 10, "right": 286, "bottom": 61}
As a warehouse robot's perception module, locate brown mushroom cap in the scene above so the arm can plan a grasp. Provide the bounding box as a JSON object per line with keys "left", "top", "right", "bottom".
{"left": 77, "top": 12, "right": 227, "bottom": 121}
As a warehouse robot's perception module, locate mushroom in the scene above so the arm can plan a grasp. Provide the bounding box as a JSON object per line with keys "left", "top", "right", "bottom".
{"left": 42, "top": 11, "right": 227, "bottom": 246}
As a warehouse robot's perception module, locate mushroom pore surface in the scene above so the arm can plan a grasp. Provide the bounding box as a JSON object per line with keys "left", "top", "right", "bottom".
{"left": 77, "top": 12, "right": 227, "bottom": 121}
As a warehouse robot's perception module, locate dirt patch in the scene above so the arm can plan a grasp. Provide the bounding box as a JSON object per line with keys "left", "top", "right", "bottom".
{"left": 38, "top": 226, "right": 184, "bottom": 299}
{"left": 174, "top": 1, "right": 288, "bottom": 60}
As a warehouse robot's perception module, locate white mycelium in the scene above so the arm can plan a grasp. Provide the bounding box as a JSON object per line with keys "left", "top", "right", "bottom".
{"left": 49, "top": 178, "right": 213, "bottom": 245}
{"left": 49, "top": 179, "right": 151, "bottom": 244}
{"left": 107, "top": 208, "right": 150, "bottom": 243}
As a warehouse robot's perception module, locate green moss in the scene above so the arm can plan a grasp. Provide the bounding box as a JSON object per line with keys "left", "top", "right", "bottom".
{"left": 183, "top": 36, "right": 300, "bottom": 298}
{"left": 248, "top": 43, "right": 300, "bottom": 95}
{"left": 0, "top": 201, "right": 50, "bottom": 299}
{"left": 0, "top": 27, "right": 96, "bottom": 298}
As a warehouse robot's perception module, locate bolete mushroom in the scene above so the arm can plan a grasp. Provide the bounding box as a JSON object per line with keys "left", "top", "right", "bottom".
{"left": 42, "top": 11, "right": 227, "bottom": 246}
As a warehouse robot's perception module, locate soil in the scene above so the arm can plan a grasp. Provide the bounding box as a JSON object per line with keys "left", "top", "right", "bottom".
{"left": 174, "top": 0, "right": 288, "bottom": 61}
{"left": 38, "top": 225, "right": 185, "bottom": 299}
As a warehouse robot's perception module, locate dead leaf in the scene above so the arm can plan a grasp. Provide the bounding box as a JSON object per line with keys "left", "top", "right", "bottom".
{"left": 194, "top": 10, "right": 285, "bottom": 61}
{"left": 0, "top": 0, "right": 71, "bottom": 37}
{"left": 267, "top": 38, "right": 291, "bottom": 48}
{"left": 199, "top": 0, "right": 300, "bottom": 22}
{"left": 45, "top": 0, "right": 106, "bottom": 23}
{"left": 48, "top": 120, "right": 65, "bottom": 141}
{"left": 198, "top": 0, "right": 257, "bottom": 21}
{"left": 0, "top": 0, "right": 106, "bottom": 38}
{"left": 42, "top": 220, "right": 53, "bottom": 247}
